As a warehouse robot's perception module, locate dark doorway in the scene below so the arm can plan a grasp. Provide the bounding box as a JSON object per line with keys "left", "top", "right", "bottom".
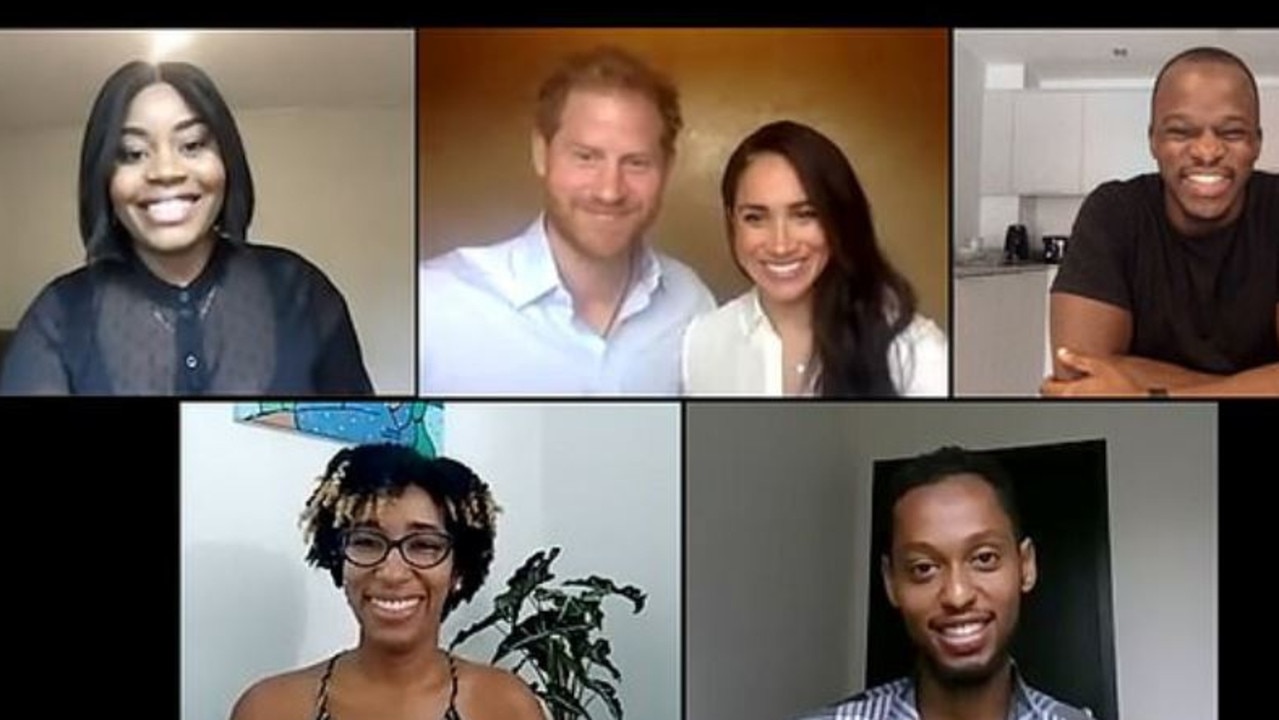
{"left": 866, "top": 440, "right": 1118, "bottom": 720}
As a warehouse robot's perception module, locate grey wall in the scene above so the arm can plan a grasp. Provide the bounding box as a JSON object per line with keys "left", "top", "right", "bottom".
{"left": 686, "top": 404, "right": 858, "bottom": 720}
{"left": 686, "top": 403, "right": 1217, "bottom": 720}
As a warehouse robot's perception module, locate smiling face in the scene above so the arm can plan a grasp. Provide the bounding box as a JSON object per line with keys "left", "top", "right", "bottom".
{"left": 1149, "top": 58, "right": 1262, "bottom": 236}
{"left": 109, "top": 82, "right": 226, "bottom": 267}
{"left": 533, "top": 88, "right": 669, "bottom": 263}
{"left": 341, "top": 485, "right": 454, "bottom": 653}
{"left": 730, "top": 152, "right": 831, "bottom": 312}
{"left": 881, "top": 474, "right": 1037, "bottom": 685}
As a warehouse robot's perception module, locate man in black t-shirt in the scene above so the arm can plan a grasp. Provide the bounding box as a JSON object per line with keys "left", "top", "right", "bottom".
{"left": 1043, "top": 46, "right": 1278, "bottom": 397}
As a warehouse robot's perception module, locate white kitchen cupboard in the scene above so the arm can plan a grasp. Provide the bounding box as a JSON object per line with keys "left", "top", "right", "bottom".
{"left": 1012, "top": 92, "right": 1084, "bottom": 195}
{"left": 1082, "top": 90, "right": 1156, "bottom": 190}
{"left": 1260, "top": 87, "right": 1279, "bottom": 173}
{"left": 981, "top": 91, "right": 1015, "bottom": 195}
{"left": 954, "top": 268, "right": 1057, "bottom": 396}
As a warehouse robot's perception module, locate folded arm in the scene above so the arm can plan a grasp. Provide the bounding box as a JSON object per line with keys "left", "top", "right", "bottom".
{"left": 1043, "top": 292, "right": 1279, "bottom": 397}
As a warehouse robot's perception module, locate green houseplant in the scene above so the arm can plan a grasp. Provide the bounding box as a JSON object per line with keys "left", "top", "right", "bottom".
{"left": 449, "top": 547, "right": 646, "bottom": 720}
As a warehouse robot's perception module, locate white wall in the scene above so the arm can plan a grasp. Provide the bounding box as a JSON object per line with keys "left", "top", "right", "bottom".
{"left": 953, "top": 42, "right": 985, "bottom": 249}
{"left": 237, "top": 106, "right": 414, "bottom": 394}
{"left": 0, "top": 106, "right": 414, "bottom": 394}
{"left": 0, "top": 124, "right": 81, "bottom": 327}
{"left": 686, "top": 402, "right": 1217, "bottom": 720}
{"left": 181, "top": 402, "right": 680, "bottom": 720}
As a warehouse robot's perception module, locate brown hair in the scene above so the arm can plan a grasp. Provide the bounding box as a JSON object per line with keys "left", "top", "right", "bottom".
{"left": 535, "top": 45, "right": 683, "bottom": 157}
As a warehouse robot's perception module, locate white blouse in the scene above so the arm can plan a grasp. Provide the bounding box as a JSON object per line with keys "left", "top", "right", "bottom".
{"left": 681, "top": 289, "right": 949, "bottom": 397}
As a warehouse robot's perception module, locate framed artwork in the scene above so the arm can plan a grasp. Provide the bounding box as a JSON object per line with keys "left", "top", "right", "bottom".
{"left": 234, "top": 402, "right": 444, "bottom": 457}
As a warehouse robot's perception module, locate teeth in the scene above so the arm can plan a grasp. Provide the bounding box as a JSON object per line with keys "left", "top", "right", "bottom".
{"left": 941, "top": 622, "right": 985, "bottom": 637}
{"left": 763, "top": 260, "right": 803, "bottom": 277}
{"left": 145, "top": 198, "right": 194, "bottom": 223}
{"left": 1187, "top": 174, "right": 1225, "bottom": 185}
{"left": 371, "top": 597, "right": 420, "bottom": 612}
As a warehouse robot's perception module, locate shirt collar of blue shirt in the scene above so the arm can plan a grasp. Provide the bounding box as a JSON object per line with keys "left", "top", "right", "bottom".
{"left": 505, "top": 214, "right": 663, "bottom": 311}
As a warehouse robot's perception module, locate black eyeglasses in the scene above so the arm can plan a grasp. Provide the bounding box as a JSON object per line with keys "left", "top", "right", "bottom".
{"left": 342, "top": 528, "right": 454, "bottom": 569}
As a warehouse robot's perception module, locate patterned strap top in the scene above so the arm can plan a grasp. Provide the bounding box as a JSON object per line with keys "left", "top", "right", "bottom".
{"left": 313, "top": 651, "right": 462, "bottom": 720}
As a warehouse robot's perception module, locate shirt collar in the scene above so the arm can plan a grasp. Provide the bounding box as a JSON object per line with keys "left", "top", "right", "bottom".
{"left": 125, "top": 237, "right": 232, "bottom": 308}
{"left": 737, "top": 287, "right": 772, "bottom": 335}
{"left": 506, "top": 214, "right": 664, "bottom": 310}
{"left": 896, "top": 663, "right": 1047, "bottom": 720}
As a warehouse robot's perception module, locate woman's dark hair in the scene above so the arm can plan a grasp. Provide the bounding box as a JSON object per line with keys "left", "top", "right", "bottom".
{"left": 300, "top": 444, "right": 499, "bottom": 620}
{"left": 721, "top": 120, "right": 918, "bottom": 397}
{"left": 79, "top": 60, "right": 255, "bottom": 264}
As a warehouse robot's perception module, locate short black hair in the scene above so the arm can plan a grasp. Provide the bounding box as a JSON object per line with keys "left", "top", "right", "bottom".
{"left": 879, "top": 446, "right": 1022, "bottom": 560}
{"left": 300, "top": 444, "right": 498, "bottom": 620}
{"left": 79, "top": 60, "right": 255, "bottom": 264}
{"left": 1150, "top": 46, "right": 1261, "bottom": 131}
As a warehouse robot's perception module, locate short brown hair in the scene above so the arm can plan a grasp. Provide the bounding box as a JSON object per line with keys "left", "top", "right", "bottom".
{"left": 535, "top": 45, "right": 683, "bottom": 157}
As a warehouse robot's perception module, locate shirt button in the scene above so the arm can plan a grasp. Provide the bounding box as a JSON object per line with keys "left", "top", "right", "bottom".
{"left": 179, "top": 291, "right": 190, "bottom": 304}
{"left": 186, "top": 354, "right": 199, "bottom": 369}
{"left": 179, "top": 308, "right": 194, "bottom": 319}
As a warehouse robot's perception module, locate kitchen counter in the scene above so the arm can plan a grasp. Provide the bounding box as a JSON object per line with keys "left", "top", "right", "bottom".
{"left": 954, "top": 248, "right": 1060, "bottom": 278}
{"left": 954, "top": 261, "right": 1060, "bottom": 278}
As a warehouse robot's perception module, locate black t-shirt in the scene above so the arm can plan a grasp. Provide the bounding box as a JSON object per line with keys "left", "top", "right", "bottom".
{"left": 1051, "top": 171, "right": 1278, "bottom": 375}
{"left": 0, "top": 240, "right": 374, "bottom": 396}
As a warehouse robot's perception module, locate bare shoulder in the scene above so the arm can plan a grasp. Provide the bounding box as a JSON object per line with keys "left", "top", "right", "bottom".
{"left": 453, "top": 657, "right": 548, "bottom": 720}
{"left": 229, "top": 660, "right": 330, "bottom": 720}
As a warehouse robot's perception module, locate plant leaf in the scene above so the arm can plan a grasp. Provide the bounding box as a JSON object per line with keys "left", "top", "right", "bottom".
{"left": 579, "top": 675, "right": 623, "bottom": 720}
{"left": 448, "top": 611, "right": 503, "bottom": 651}
{"left": 563, "top": 576, "right": 647, "bottom": 613}
{"left": 583, "top": 638, "right": 622, "bottom": 681}
{"left": 495, "top": 610, "right": 594, "bottom": 663}
{"left": 450, "top": 547, "right": 565, "bottom": 650}
{"left": 542, "top": 683, "right": 592, "bottom": 720}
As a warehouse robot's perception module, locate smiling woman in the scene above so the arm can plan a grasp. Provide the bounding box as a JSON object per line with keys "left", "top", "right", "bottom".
{"left": 229, "top": 444, "right": 547, "bottom": 720}
{"left": 681, "top": 121, "right": 949, "bottom": 397}
{"left": 0, "top": 60, "right": 373, "bottom": 396}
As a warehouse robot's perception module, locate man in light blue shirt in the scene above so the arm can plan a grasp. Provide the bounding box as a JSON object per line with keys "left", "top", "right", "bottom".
{"left": 419, "top": 45, "right": 715, "bottom": 395}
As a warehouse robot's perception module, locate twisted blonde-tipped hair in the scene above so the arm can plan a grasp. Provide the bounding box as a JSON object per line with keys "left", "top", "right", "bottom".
{"left": 300, "top": 444, "right": 500, "bottom": 619}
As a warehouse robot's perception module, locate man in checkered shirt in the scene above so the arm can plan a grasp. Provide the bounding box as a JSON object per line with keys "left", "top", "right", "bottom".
{"left": 795, "top": 447, "right": 1092, "bottom": 720}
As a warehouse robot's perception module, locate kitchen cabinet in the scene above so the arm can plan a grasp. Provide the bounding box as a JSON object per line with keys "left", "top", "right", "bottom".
{"left": 981, "top": 91, "right": 1015, "bottom": 195}
{"left": 1012, "top": 92, "right": 1084, "bottom": 195}
{"left": 1261, "top": 87, "right": 1279, "bottom": 173}
{"left": 1082, "top": 90, "right": 1156, "bottom": 189}
{"left": 954, "top": 267, "right": 1057, "bottom": 396}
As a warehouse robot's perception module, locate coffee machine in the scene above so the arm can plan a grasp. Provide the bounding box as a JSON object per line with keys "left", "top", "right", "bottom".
{"left": 1043, "top": 235, "right": 1068, "bottom": 264}
{"left": 1003, "top": 224, "right": 1030, "bottom": 264}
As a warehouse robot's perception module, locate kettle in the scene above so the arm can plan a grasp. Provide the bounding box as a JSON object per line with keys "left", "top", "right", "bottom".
{"left": 1003, "top": 224, "right": 1029, "bottom": 264}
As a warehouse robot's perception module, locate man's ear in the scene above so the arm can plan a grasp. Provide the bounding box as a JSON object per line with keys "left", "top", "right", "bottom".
{"left": 881, "top": 554, "right": 900, "bottom": 608}
{"left": 1018, "top": 537, "right": 1038, "bottom": 593}
{"left": 531, "top": 130, "right": 548, "bottom": 178}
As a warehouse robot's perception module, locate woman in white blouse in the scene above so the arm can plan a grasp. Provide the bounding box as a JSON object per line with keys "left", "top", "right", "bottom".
{"left": 682, "top": 121, "right": 947, "bottom": 397}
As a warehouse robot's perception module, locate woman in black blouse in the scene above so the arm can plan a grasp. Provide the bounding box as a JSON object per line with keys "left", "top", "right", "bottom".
{"left": 0, "top": 60, "right": 372, "bottom": 395}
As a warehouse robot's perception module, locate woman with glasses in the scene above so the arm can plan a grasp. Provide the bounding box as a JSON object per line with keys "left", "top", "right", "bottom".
{"left": 230, "top": 443, "right": 546, "bottom": 720}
